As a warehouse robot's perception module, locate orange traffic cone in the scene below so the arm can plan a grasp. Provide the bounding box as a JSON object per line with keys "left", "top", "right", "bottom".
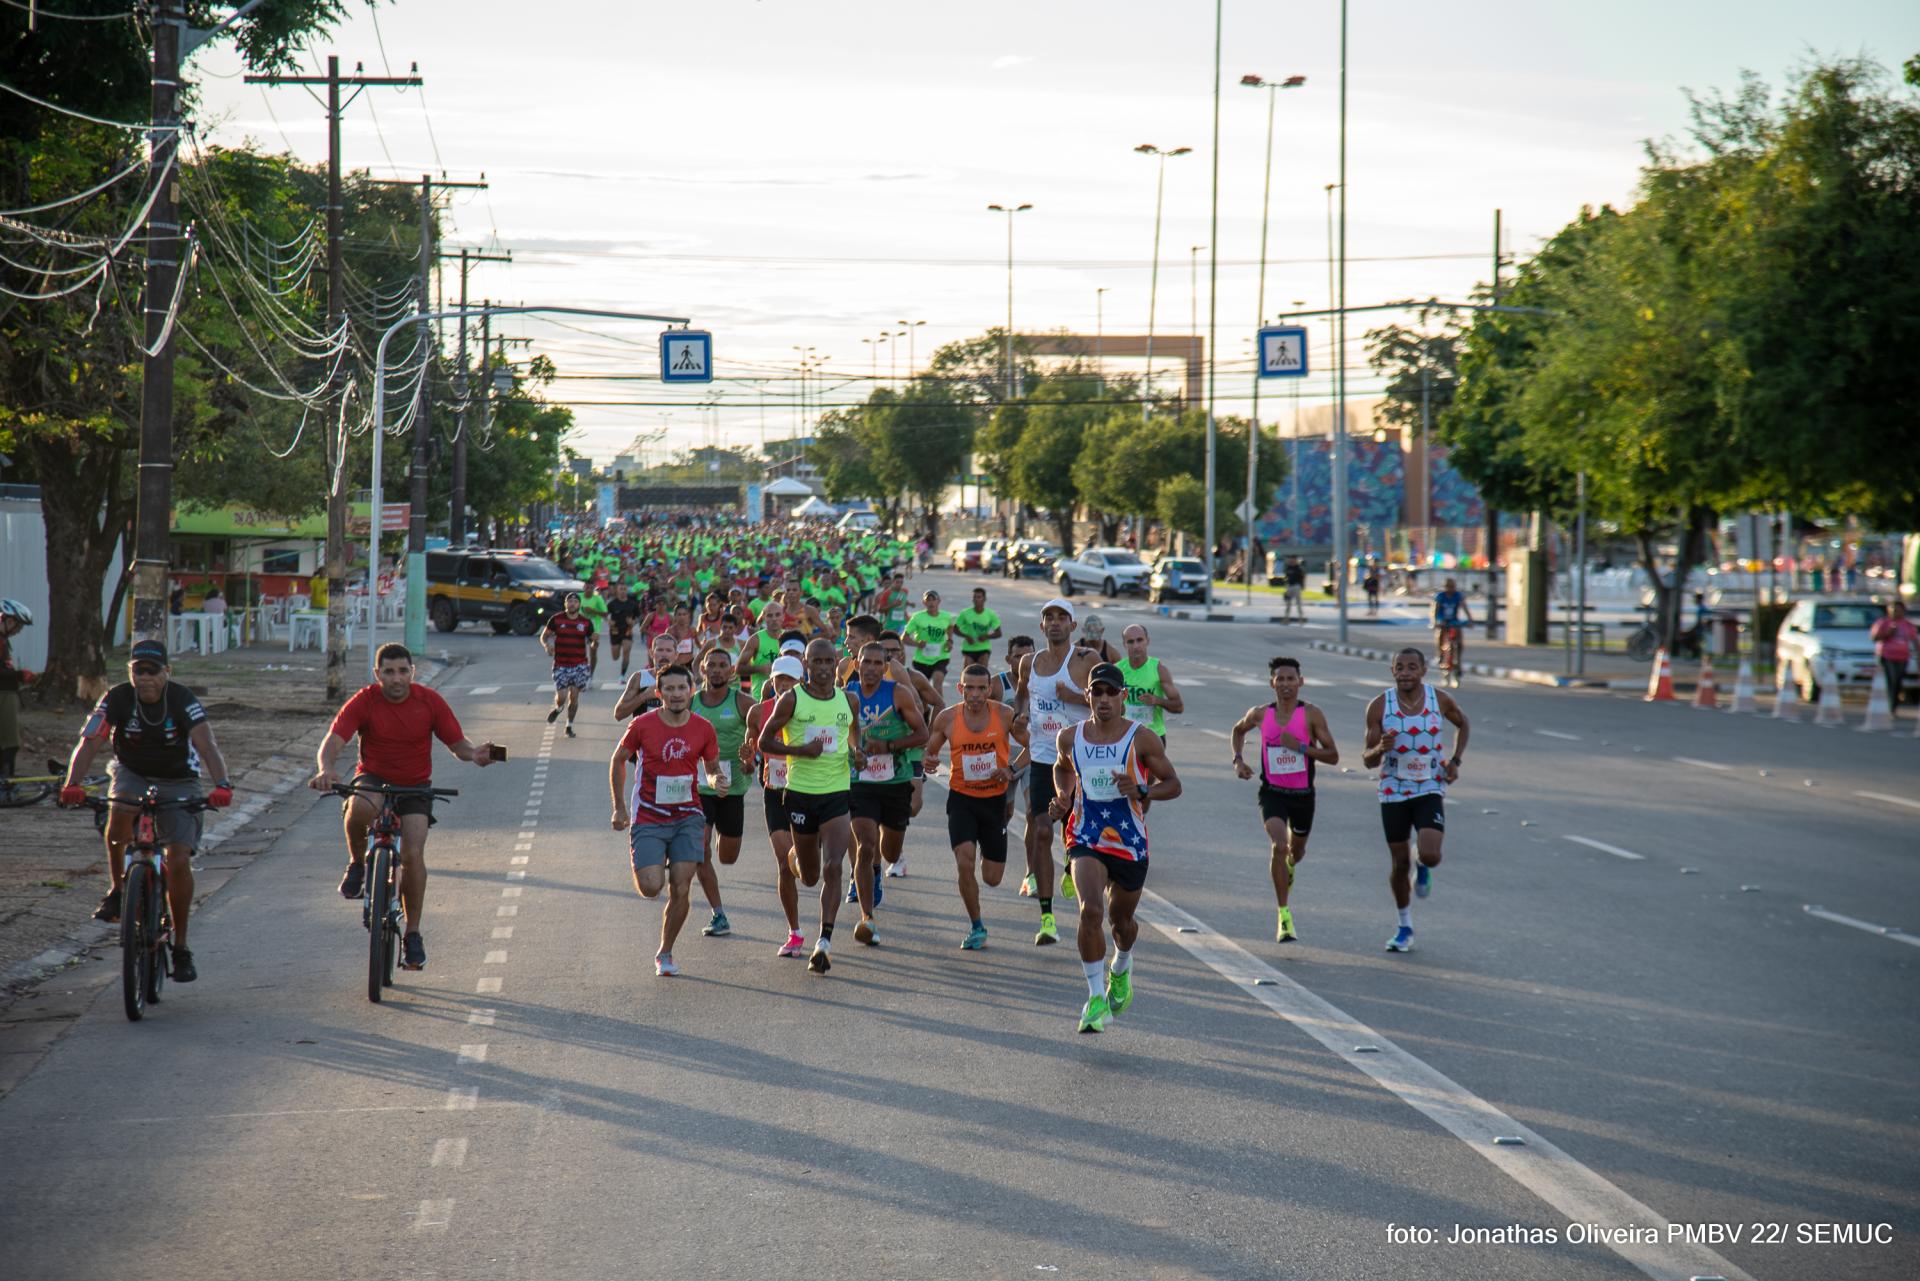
{"left": 1692, "top": 655, "right": 1719, "bottom": 709}
{"left": 1813, "top": 659, "right": 1846, "bottom": 727}
{"left": 1645, "top": 648, "right": 1676, "bottom": 702}
{"left": 1726, "top": 656, "right": 1758, "bottom": 714}
{"left": 1859, "top": 665, "right": 1894, "bottom": 732}
{"left": 1772, "top": 667, "right": 1800, "bottom": 721}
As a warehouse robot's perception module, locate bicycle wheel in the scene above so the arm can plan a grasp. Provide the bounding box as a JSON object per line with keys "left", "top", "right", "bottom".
{"left": 1625, "top": 626, "right": 1658, "bottom": 662}
{"left": 121, "top": 863, "right": 151, "bottom": 1022}
{"left": 367, "top": 846, "right": 393, "bottom": 1003}
{"left": 0, "top": 779, "right": 52, "bottom": 808}
{"left": 146, "top": 880, "right": 167, "bottom": 1006}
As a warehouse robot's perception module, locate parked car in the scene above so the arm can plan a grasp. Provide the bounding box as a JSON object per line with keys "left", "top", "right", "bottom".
{"left": 835, "top": 510, "right": 879, "bottom": 532}
{"left": 1149, "top": 556, "right": 1208, "bottom": 603}
{"left": 1055, "top": 546, "right": 1150, "bottom": 597}
{"left": 1004, "top": 539, "right": 1060, "bottom": 579}
{"left": 425, "top": 549, "right": 583, "bottom": 635}
{"left": 979, "top": 539, "right": 1010, "bottom": 574}
{"left": 946, "top": 537, "right": 988, "bottom": 571}
{"left": 1774, "top": 597, "right": 1914, "bottom": 701}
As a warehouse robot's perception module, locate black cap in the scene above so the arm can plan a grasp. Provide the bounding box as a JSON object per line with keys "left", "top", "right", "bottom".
{"left": 1088, "top": 662, "right": 1127, "bottom": 690}
{"left": 130, "top": 639, "right": 169, "bottom": 665}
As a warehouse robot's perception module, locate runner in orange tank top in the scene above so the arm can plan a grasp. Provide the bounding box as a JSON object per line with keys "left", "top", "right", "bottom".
{"left": 922, "top": 662, "right": 1030, "bottom": 950}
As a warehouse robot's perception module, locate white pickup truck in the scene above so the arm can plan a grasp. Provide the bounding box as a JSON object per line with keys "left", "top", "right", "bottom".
{"left": 1054, "top": 546, "right": 1151, "bottom": 598}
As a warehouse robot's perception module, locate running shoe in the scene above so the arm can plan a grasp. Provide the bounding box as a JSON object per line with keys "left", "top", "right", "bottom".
{"left": 885, "top": 857, "right": 906, "bottom": 878}
{"left": 961, "top": 924, "right": 988, "bottom": 950}
{"left": 170, "top": 946, "right": 197, "bottom": 983}
{"left": 1276, "top": 907, "right": 1297, "bottom": 943}
{"left": 1060, "top": 870, "right": 1077, "bottom": 900}
{"left": 854, "top": 917, "right": 878, "bottom": 946}
{"left": 338, "top": 862, "right": 364, "bottom": 900}
{"left": 872, "top": 866, "right": 883, "bottom": 908}
{"left": 1077, "top": 993, "right": 1111, "bottom": 1034}
{"left": 1414, "top": 862, "right": 1432, "bottom": 899}
{"left": 655, "top": 952, "right": 678, "bottom": 977}
{"left": 401, "top": 931, "right": 427, "bottom": 970}
{"left": 807, "top": 943, "right": 832, "bottom": 974}
{"left": 546, "top": 706, "right": 561, "bottom": 724}
{"left": 1019, "top": 873, "right": 1037, "bottom": 898}
{"left": 1385, "top": 925, "right": 1414, "bottom": 953}
{"left": 701, "top": 910, "right": 731, "bottom": 937}
{"left": 92, "top": 887, "right": 122, "bottom": 923}
{"left": 845, "top": 880, "right": 860, "bottom": 904}
{"left": 1034, "top": 912, "right": 1059, "bottom": 946}
{"left": 1106, "top": 968, "right": 1133, "bottom": 1015}
{"left": 777, "top": 931, "right": 806, "bottom": 958}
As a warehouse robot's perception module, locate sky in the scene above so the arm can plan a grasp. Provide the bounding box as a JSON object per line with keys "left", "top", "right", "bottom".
{"left": 191, "top": 0, "right": 1920, "bottom": 466}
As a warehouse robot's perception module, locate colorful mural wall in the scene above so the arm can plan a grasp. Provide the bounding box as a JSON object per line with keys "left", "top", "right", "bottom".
{"left": 1254, "top": 438, "right": 1485, "bottom": 546}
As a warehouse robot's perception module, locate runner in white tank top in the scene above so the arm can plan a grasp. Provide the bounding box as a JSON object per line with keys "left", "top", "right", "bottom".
{"left": 1362, "top": 648, "right": 1470, "bottom": 954}
{"left": 1013, "top": 599, "right": 1096, "bottom": 945}
{"left": 1230, "top": 656, "right": 1339, "bottom": 943}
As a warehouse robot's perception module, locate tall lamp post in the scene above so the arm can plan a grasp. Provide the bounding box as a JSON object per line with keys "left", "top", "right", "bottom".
{"left": 1134, "top": 145, "right": 1190, "bottom": 422}
{"left": 1094, "top": 287, "right": 1109, "bottom": 388}
{"left": 1241, "top": 73, "right": 1306, "bottom": 604}
{"left": 985, "top": 203, "right": 1032, "bottom": 400}
{"left": 896, "top": 319, "right": 925, "bottom": 383}
{"left": 1335, "top": 0, "right": 1352, "bottom": 643}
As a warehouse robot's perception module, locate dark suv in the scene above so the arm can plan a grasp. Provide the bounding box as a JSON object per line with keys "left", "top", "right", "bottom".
{"left": 425, "top": 549, "right": 584, "bottom": 635}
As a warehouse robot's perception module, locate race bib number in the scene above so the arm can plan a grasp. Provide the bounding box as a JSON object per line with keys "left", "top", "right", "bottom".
{"left": 806, "top": 725, "right": 840, "bottom": 755}
{"left": 857, "top": 752, "right": 895, "bottom": 782}
{"left": 1081, "top": 767, "right": 1122, "bottom": 802}
{"left": 654, "top": 774, "right": 694, "bottom": 805}
{"left": 1394, "top": 752, "right": 1435, "bottom": 782}
{"left": 1123, "top": 700, "right": 1155, "bottom": 725}
{"left": 1265, "top": 745, "right": 1306, "bottom": 777}
{"left": 766, "top": 758, "right": 789, "bottom": 789}
{"left": 1032, "top": 701, "right": 1066, "bottom": 739}
{"left": 961, "top": 751, "right": 997, "bottom": 782}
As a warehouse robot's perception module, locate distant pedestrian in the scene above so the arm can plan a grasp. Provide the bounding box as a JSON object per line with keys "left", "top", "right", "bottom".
{"left": 1363, "top": 566, "right": 1382, "bottom": 615}
{"left": 1869, "top": 600, "right": 1917, "bottom": 715}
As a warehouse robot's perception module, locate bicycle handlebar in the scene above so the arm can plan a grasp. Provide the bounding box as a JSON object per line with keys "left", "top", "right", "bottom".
{"left": 328, "top": 782, "right": 460, "bottom": 800}
{"left": 74, "top": 794, "right": 211, "bottom": 815}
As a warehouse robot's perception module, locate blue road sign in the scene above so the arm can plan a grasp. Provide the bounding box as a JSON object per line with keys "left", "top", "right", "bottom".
{"left": 1257, "top": 326, "right": 1309, "bottom": 378}
{"left": 661, "top": 329, "right": 714, "bottom": 383}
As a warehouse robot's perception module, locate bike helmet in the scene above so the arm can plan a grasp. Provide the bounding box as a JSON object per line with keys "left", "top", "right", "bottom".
{"left": 0, "top": 599, "right": 32, "bottom": 626}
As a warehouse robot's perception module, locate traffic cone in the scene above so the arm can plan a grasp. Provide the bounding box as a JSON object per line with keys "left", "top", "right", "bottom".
{"left": 1858, "top": 665, "right": 1894, "bottom": 732}
{"left": 1772, "top": 666, "right": 1800, "bottom": 721}
{"left": 1692, "top": 655, "right": 1719, "bottom": 710}
{"left": 1813, "top": 659, "right": 1845, "bottom": 727}
{"left": 1725, "top": 656, "right": 1758, "bottom": 714}
{"left": 1645, "top": 648, "right": 1676, "bottom": 702}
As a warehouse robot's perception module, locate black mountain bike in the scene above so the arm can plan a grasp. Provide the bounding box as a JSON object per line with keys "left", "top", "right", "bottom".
{"left": 331, "top": 781, "right": 458, "bottom": 1002}
{"left": 78, "top": 790, "right": 209, "bottom": 1022}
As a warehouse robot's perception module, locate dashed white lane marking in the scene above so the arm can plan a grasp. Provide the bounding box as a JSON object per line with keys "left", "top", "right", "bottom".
{"left": 1854, "top": 790, "right": 1920, "bottom": 812}
{"left": 457, "top": 1044, "right": 489, "bottom": 1064}
{"left": 518, "top": 827, "right": 536, "bottom": 837}
{"left": 500, "top": 887, "right": 522, "bottom": 898}
{"left": 1181, "top": 677, "right": 1207, "bottom": 685}
{"left": 492, "top": 926, "right": 514, "bottom": 939}
{"left": 1672, "top": 756, "right": 1731, "bottom": 772}
{"left": 1200, "top": 728, "right": 1232, "bottom": 740}
{"left": 1228, "top": 676, "right": 1263, "bottom": 685}
{"left": 467, "top": 1008, "right": 496, "bottom": 1025}
{"left": 415, "top": 1198, "right": 455, "bottom": 1229}
{"left": 511, "top": 854, "right": 530, "bottom": 863}
{"left": 430, "top": 1137, "right": 469, "bottom": 1168}
{"left": 506, "top": 869, "right": 526, "bottom": 880}
{"left": 1136, "top": 893, "right": 1753, "bottom": 1281}
{"left": 513, "top": 843, "right": 533, "bottom": 852}
{"left": 496, "top": 905, "right": 518, "bottom": 918}
{"left": 444, "top": 1087, "right": 477, "bottom": 1111}
{"left": 484, "top": 950, "right": 509, "bottom": 964}
{"left": 1535, "top": 729, "right": 1581, "bottom": 741}
{"left": 469, "top": 686, "right": 500, "bottom": 695}
{"left": 1344, "top": 692, "right": 1368, "bottom": 701}
{"left": 475, "top": 976, "right": 503, "bottom": 993}
{"left": 1564, "top": 835, "right": 1646, "bottom": 862}
{"left": 1803, "top": 905, "right": 1920, "bottom": 949}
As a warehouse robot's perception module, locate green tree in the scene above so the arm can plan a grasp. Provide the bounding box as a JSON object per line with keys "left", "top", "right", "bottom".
{"left": 1003, "top": 370, "right": 1107, "bottom": 549}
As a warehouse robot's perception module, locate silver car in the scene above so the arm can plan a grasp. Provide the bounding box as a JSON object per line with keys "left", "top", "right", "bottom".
{"left": 1055, "top": 547, "right": 1150, "bottom": 598}
{"left": 1774, "top": 598, "right": 1912, "bottom": 700}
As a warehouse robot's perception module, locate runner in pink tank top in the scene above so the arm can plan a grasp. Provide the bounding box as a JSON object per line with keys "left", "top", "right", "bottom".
{"left": 1232, "top": 657, "right": 1339, "bottom": 943}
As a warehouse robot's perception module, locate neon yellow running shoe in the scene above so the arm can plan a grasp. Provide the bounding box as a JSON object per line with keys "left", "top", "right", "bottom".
{"left": 1277, "top": 907, "right": 1297, "bottom": 943}
{"left": 1106, "top": 968, "right": 1133, "bottom": 1016}
{"left": 1034, "top": 912, "right": 1059, "bottom": 946}
{"left": 1060, "top": 869, "right": 1077, "bottom": 900}
{"left": 1078, "top": 993, "right": 1111, "bottom": 1033}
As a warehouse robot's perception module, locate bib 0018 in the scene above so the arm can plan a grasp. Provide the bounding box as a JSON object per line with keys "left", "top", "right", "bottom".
{"left": 654, "top": 774, "right": 694, "bottom": 805}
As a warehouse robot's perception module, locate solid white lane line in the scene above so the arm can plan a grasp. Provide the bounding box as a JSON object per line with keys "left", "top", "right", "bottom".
{"left": 444, "top": 1087, "right": 477, "bottom": 1110}
{"left": 467, "top": 1008, "right": 496, "bottom": 1025}
{"left": 492, "top": 926, "right": 514, "bottom": 939}
{"left": 415, "top": 1198, "right": 455, "bottom": 1230}
{"left": 1803, "top": 905, "right": 1920, "bottom": 949}
{"left": 430, "top": 1137, "right": 468, "bottom": 1168}
{"left": 1854, "top": 790, "right": 1920, "bottom": 812}
{"left": 1672, "top": 756, "right": 1731, "bottom": 772}
{"left": 1564, "top": 835, "right": 1646, "bottom": 862}
{"left": 475, "top": 977, "right": 503, "bottom": 993}
{"left": 457, "top": 1044, "right": 489, "bottom": 1064}
{"left": 484, "top": 950, "right": 508, "bottom": 964}
{"left": 1136, "top": 894, "right": 1753, "bottom": 1281}
{"left": 469, "top": 686, "right": 500, "bottom": 696}
{"left": 1535, "top": 729, "right": 1581, "bottom": 741}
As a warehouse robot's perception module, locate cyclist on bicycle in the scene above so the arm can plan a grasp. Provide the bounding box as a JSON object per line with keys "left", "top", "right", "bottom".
{"left": 310, "top": 642, "right": 498, "bottom": 972}
{"left": 59, "top": 639, "right": 233, "bottom": 983}
{"left": 1432, "top": 578, "right": 1473, "bottom": 672}
{"left": 1, "top": 597, "right": 33, "bottom": 780}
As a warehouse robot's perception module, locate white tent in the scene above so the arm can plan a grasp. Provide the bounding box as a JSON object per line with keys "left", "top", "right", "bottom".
{"left": 792, "top": 496, "right": 838, "bottom": 516}
{"left": 763, "top": 476, "right": 814, "bottom": 497}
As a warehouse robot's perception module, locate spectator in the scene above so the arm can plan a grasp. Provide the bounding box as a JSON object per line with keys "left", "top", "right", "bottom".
{"left": 1869, "top": 600, "right": 1917, "bottom": 716}
{"left": 169, "top": 582, "right": 185, "bottom": 615}
{"left": 203, "top": 586, "right": 227, "bottom": 616}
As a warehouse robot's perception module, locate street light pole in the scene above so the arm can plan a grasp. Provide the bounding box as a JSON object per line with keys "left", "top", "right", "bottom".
{"left": 896, "top": 319, "right": 924, "bottom": 383}
{"left": 986, "top": 203, "right": 1032, "bottom": 400}
{"left": 1094, "top": 287, "right": 1108, "bottom": 389}
{"left": 1334, "top": 0, "right": 1352, "bottom": 643}
{"left": 1135, "top": 145, "right": 1191, "bottom": 423}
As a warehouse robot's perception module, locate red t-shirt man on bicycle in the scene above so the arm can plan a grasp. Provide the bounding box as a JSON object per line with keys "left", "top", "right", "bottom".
{"left": 311, "top": 642, "right": 498, "bottom": 972}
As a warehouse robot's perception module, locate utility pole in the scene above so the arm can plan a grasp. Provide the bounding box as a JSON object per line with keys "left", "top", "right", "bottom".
{"left": 1333, "top": 0, "right": 1352, "bottom": 643}
{"left": 438, "top": 247, "right": 510, "bottom": 548}
{"left": 372, "top": 175, "right": 488, "bottom": 651}
{"left": 476, "top": 303, "right": 492, "bottom": 543}
{"left": 247, "top": 55, "right": 421, "bottom": 698}
{"left": 1486, "top": 207, "right": 1503, "bottom": 643}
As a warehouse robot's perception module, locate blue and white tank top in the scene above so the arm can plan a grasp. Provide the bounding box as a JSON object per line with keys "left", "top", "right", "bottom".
{"left": 1064, "top": 722, "right": 1149, "bottom": 862}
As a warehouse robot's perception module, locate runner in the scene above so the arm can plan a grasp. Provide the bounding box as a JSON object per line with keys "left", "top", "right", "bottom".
{"left": 540, "top": 591, "right": 598, "bottom": 738}
{"left": 997, "top": 635, "right": 1035, "bottom": 825}
{"left": 693, "top": 645, "right": 754, "bottom": 939}
{"left": 1432, "top": 577, "right": 1473, "bottom": 688}
{"left": 310, "top": 642, "right": 498, "bottom": 972}
{"left": 1117, "top": 623, "right": 1184, "bottom": 746}
{"left": 1230, "top": 656, "right": 1340, "bottom": 943}
{"left": 59, "top": 640, "right": 235, "bottom": 982}
{"left": 1014, "top": 598, "right": 1097, "bottom": 942}
{"left": 904, "top": 588, "right": 957, "bottom": 698}
{"left": 847, "top": 640, "right": 929, "bottom": 907}
{"left": 875, "top": 571, "right": 912, "bottom": 632}
{"left": 1077, "top": 612, "right": 1122, "bottom": 665}
{"left": 1048, "top": 661, "right": 1181, "bottom": 1032}
{"left": 1361, "top": 648, "right": 1470, "bottom": 953}
{"left": 921, "top": 663, "right": 1029, "bottom": 949}
{"left": 757, "top": 638, "right": 869, "bottom": 972}
{"left": 746, "top": 655, "right": 808, "bottom": 957}
{"left": 954, "top": 586, "right": 1002, "bottom": 674}
{"left": 875, "top": 628, "right": 944, "bottom": 834}
{"left": 606, "top": 581, "right": 642, "bottom": 677}
{"left": 613, "top": 632, "right": 679, "bottom": 719}
{"left": 609, "top": 665, "right": 726, "bottom": 977}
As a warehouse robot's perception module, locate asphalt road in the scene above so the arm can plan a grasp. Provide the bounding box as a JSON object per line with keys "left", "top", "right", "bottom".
{"left": 3, "top": 569, "right": 1915, "bottom": 1281}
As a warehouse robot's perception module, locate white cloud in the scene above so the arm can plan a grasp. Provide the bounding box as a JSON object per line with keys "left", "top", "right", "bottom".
{"left": 990, "top": 54, "right": 1034, "bottom": 71}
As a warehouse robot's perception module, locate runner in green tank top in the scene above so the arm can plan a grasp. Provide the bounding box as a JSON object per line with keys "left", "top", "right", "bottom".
{"left": 693, "top": 648, "right": 754, "bottom": 939}
{"left": 1119, "top": 624, "right": 1185, "bottom": 743}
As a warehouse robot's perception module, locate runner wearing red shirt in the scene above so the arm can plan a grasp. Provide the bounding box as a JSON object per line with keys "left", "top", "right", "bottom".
{"left": 311, "top": 643, "right": 498, "bottom": 971}
{"left": 609, "top": 665, "right": 724, "bottom": 976}
{"left": 541, "top": 592, "right": 598, "bottom": 738}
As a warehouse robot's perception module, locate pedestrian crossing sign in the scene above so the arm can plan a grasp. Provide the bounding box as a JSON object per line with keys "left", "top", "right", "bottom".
{"left": 660, "top": 329, "right": 714, "bottom": 383}
{"left": 1257, "top": 325, "right": 1309, "bottom": 378}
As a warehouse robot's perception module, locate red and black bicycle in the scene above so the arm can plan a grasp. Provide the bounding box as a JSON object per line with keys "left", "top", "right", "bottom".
{"left": 76, "top": 790, "right": 209, "bottom": 1022}
{"left": 330, "top": 781, "right": 458, "bottom": 1002}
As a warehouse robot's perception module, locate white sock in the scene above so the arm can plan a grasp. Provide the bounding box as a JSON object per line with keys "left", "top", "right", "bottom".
{"left": 1397, "top": 907, "right": 1412, "bottom": 930}
{"left": 1111, "top": 948, "right": 1133, "bottom": 975}
{"left": 1083, "top": 959, "right": 1105, "bottom": 998}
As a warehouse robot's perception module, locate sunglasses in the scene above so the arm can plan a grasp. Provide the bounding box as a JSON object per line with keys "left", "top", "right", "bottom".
{"left": 1090, "top": 683, "right": 1124, "bottom": 697}
{"left": 131, "top": 663, "right": 164, "bottom": 676}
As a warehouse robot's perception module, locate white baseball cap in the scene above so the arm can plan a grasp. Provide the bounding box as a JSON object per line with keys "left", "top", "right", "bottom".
{"left": 771, "top": 655, "right": 805, "bottom": 680}
{"left": 778, "top": 638, "right": 806, "bottom": 655}
{"left": 1041, "top": 597, "right": 1076, "bottom": 621}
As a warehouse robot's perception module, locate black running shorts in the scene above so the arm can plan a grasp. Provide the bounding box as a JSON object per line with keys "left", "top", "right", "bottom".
{"left": 699, "top": 791, "right": 745, "bottom": 840}
{"left": 849, "top": 781, "right": 912, "bottom": 832}
{"left": 785, "top": 789, "right": 851, "bottom": 836}
{"left": 1258, "top": 785, "right": 1316, "bottom": 837}
{"left": 946, "top": 789, "right": 1009, "bottom": 863}
{"left": 1067, "top": 846, "right": 1149, "bottom": 894}
{"left": 1380, "top": 793, "right": 1445, "bottom": 845}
